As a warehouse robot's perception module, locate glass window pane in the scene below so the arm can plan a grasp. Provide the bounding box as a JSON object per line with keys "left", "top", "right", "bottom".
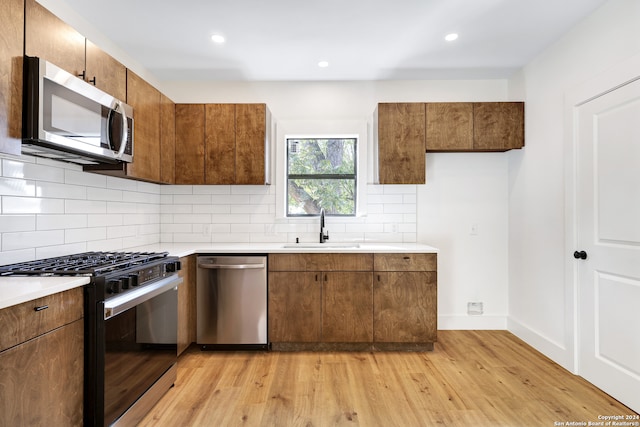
{"left": 288, "top": 138, "right": 356, "bottom": 175}
{"left": 287, "top": 178, "right": 356, "bottom": 216}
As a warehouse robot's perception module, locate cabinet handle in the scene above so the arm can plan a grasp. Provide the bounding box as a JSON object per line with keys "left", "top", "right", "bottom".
{"left": 377, "top": 275, "right": 380, "bottom": 282}
{"left": 324, "top": 274, "right": 327, "bottom": 282}
{"left": 89, "top": 76, "right": 96, "bottom": 85}
{"left": 315, "top": 274, "right": 318, "bottom": 281}
{"left": 34, "top": 305, "right": 49, "bottom": 312}
{"left": 403, "top": 256, "right": 411, "bottom": 260}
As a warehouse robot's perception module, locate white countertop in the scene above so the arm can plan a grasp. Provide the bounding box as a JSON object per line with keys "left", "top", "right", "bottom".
{"left": 127, "top": 242, "right": 439, "bottom": 258}
{"left": 0, "top": 276, "right": 90, "bottom": 310}
{"left": 0, "top": 242, "right": 437, "bottom": 310}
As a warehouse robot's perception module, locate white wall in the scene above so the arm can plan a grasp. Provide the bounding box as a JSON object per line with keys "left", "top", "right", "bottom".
{"left": 507, "top": 0, "right": 640, "bottom": 370}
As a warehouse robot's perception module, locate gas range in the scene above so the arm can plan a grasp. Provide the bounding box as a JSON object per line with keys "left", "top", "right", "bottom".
{"left": 0, "top": 251, "right": 181, "bottom": 300}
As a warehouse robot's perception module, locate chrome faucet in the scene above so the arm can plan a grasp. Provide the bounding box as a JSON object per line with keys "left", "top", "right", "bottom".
{"left": 319, "top": 208, "right": 329, "bottom": 243}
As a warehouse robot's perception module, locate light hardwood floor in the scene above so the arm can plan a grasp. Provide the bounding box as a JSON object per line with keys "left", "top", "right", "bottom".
{"left": 139, "top": 331, "right": 637, "bottom": 426}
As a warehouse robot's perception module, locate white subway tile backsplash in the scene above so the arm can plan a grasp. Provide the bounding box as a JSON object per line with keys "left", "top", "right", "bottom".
{"left": 38, "top": 214, "right": 87, "bottom": 230}
{"left": 1, "top": 157, "right": 417, "bottom": 259}
{"left": 3, "top": 196, "right": 65, "bottom": 214}
{"left": 0, "top": 177, "right": 36, "bottom": 197}
{"left": 3, "top": 230, "right": 64, "bottom": 251}
{"left": 0, "top": 215, "right": 36, "bottom": 232}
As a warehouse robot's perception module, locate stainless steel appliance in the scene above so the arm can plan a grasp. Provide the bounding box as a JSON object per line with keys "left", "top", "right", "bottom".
{"left": 197, "top": 255, "right": 267, "bottom": 350}
{"left": 22, "top": 56, "right": 134, "bottom": 165}
{"left": 0, "top": 251, "right": 181, "bottom": 427}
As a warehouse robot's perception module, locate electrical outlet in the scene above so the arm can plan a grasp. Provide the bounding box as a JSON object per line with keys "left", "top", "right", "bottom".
{"left": 470, "top": 223, "right": 478, "bottom": 235}
{"left": 391, "top": 223, "right": 399, "bottom": 233}
{"left": 467, "top": 302, "right": 483, "bottom": 315}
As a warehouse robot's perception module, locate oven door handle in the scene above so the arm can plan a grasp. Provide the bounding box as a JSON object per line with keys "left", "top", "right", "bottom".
{"left": 104, "top": 275, "right": 183, "bottom": 320}
{"left": 198, "top": 263, "right": 265, "bottom": 270}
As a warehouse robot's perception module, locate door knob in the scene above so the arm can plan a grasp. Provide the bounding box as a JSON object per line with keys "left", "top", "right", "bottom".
{"left": 573, "top": 250, "right": 587, "bottom": 260}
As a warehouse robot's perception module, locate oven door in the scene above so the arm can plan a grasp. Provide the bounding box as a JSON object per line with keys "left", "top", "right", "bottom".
{"left": 103, "top": 275, "right": 181, "bottom": 426}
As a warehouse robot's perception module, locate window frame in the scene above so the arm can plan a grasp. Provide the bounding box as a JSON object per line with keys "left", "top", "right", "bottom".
{"left": 285, "top": 136, "right": 358, "bottom": 217}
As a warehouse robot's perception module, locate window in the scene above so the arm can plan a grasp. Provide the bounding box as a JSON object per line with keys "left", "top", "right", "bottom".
{"left": 286, "top": 137, "right": 357, "bottom": 216}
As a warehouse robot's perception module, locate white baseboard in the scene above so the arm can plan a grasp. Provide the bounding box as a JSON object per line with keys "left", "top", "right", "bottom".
{"left": 438, "top": 314, "right": 507, "bottom": 330}
{"left": 507, "top": 316, "right": 575, "bottom": 372}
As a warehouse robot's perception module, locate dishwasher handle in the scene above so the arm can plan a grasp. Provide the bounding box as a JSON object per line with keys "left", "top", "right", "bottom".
{"left": 198, "top": 263, "right": 265, "bottom": 270}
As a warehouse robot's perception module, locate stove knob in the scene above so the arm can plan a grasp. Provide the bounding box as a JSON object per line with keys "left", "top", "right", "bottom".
{"left": 120, "top": 276, "right": 130, "bottom": 290}
{"left": 165, "top": 260, "right": 181, "bottom": 273}
{"left": 107, "top": 279, "right": 122, "bottom": 294}
{"left": 128, "top": 274, "right": 139, "bottom": 287}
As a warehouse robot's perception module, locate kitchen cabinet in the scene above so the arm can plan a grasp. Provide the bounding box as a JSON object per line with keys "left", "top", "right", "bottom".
{"left": 177, "top": 255, "right": 197, "bottom": 355}
{"left": 160, "top": 94, "right": 177, "bottom": 184}
{"left": 175, "top": 103, "right": 271, "bottom": 185}
{"left": 0, "top": 0, "right": 23, "bottom": 156}
{"left": 0, "top": 287, "right": 84, "bottom": 426}
{"left": 373, "top": 253, "right": 437, "bottom": 348}
{"left": 425, "top": 102, "right": 524, "bottom": 151}
{"left": 374, "top": 103, "right": 426, "bottom": 184}
{"left": 124, "top": 71, "right": 161, "bottom": 182}
{"left": 25, "top": 0, "right": 126, "bottom": 99}
{"left": 268, "top": 253, "right": 374, "bottom": 348}
{"left": 473, "top": 102, "right": 524, "bottom": 150}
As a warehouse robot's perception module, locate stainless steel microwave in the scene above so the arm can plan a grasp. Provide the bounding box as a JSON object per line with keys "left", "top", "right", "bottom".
{"left": 22, "top": 56, "right": 133, "bottom": 165}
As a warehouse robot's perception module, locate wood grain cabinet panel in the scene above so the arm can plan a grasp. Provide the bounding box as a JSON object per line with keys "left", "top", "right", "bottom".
{"left": 375, "top": 103, "right": 426, "bottom": 184}
{"left": 426, "top": 103, "right": 473, "bottom": 151}
{"left": 177, "top": 255, "right": 196, "bottom": 355}
{"left": 0, "top": 287, "right": 84, "bottom": 426}
{"left": 125, "top": 71, "right": 161, "bottom": 182}
{"left": 175, "top": 104, "right": 205, "bottom": 184}
{"left": 269, "top": 253, "right": 372, "bottom": 272}
{"left": 374, "top": 272, "right": 437, "bottom": 343}
{"left": 473, "top": 102, "right": 524, "bottom": 150}
{"left": 268, "top": 272, "right": 322, "bottom": 342}
{"left": 85, "top": 40, "right": 126, "bottom": 101}
{"left": 160, "top": 94, "right": 176, "bottom": 184}
{"left": 25, "top": 0, "right": 85, "bottom": 78}
{"left": 205, "top": 103, "right": 236, "bottom": 184}
{"left": 236, "top": 103, "right": 267, "bottom": 185}
{"left": 0, "top": 0, "right": 23, "bottom": 156}
{"left": 373, "top": 253, "right": 437, "bottom": 344}
{"left": 322, "top": 272, "right": 373, "bottom": 342}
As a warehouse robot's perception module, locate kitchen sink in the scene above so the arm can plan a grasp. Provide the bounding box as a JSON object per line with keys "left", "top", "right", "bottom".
{"left": 281, "top": 243, "right": 361, "bottom": 249}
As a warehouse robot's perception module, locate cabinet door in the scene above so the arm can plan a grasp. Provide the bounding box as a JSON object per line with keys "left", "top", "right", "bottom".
{"left": 268, "top": 272, "right": 321, "bottom": 342}
{"left": 126, "top": 71, "right": 161, "bottom": 182}
{"left": 0, "top": 319, "right": 84, "bottom": 426}
{"left": 374, "top": 272, "right": 437, "bottom": 343}
{"left": 160, "top": 94, "right": 176, "bottom": 184}
{"left": 377, "top": 103, "right": 425, "bottom": 184}
{"left": 24, "top": 0, "right": 85, "bottom": 78}
{"left": 175, "top": 104, "right": 205, "bottom": 184}
{"left": 473, "top": 102, "right": 524, "bottom": 150}
{"left": 426, "top": 103, "right": 473, "bottom": 151}
{"left": 85, "top": 40, "right": 126, "bottom": 101}
{"left": 0, "top": 0, "right": 23, "bottom": 156}
{"left": 177, "top": 255, "right": 196, "bottom": 355}
{"left": 236, "top": 104, "right": 266, "bottom": 185}
{"left": 205, "top": 104, "right": 235, "bottom": 184}
{"left": 322, "top": 272, "right": 373, "bottom": 342}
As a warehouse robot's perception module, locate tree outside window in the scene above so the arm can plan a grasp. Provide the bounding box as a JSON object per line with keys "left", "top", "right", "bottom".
{"left": 287, "top": 137, "right": 357, "bottom": 216}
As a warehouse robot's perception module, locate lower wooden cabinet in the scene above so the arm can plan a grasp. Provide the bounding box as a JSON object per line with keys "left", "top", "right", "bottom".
{"left": 177, "top": 255, "right": 197, "bottom": 355}
{"left": 268, "top": 252, "right": 436, "bottom": 350}
{"left": 0, "top": 288, "right": 84, "bottom": 426}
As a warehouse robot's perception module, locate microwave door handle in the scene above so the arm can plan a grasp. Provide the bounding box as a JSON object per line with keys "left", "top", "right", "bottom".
{"left": 115, "top": 100, "right": 128, "bottom": 159}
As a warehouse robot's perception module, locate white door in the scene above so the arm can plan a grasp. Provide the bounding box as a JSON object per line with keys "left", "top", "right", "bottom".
{"left": 576, "top": 77, "right": 640, "bottom": 412}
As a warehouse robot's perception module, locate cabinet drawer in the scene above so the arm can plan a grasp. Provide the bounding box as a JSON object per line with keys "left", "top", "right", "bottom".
{"left": 0, "top": 287, "right": 84, "bottom": 352}
{"left": 269, "top": 253, "right": 373, "bottom": 272}
{"left": 374, "top": 253, "right": 436, "bottom": 271}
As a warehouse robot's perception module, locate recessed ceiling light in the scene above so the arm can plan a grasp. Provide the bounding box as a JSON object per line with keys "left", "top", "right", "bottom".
{"left": 445, "top": 33, "right": 459, "bottom": 42}
{"left": 211, "top": 34, "right": 226, "bottom": 44}
{"left": 318, "top": 61, "right": 329, "bottom": 68}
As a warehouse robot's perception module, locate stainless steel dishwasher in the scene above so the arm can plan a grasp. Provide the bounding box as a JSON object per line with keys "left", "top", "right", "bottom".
{"left": 196, "top": 255, "right": 268, "bottom": 350}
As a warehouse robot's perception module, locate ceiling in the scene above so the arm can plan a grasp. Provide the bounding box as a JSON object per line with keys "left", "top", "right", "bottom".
{"left": 58, "top": 0, "right": 608, "bottom": 82}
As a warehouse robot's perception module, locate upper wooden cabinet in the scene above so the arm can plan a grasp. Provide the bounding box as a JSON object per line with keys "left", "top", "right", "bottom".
{"left": 85, "top": 40, "right": 127, "bottom": 101}
{"left": 0, "top": 0, "right": 23, "bottom": 156}
{"left": 125, "top": 71, "right": 161, "bottom": 182}
{"left": 375, "top": 103, "right": 426, "bottom": 185}
{"left": 175, "top": 103, "right": 271, "bottom": 185}
{"left": 25, "top": 0, "right": 126, "bottom": 100}
{"left": 159, "top": 94, "right": 176, "bottom": 184}
{"left": 425, "top": 102, "right": 524, "bottom": 152}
